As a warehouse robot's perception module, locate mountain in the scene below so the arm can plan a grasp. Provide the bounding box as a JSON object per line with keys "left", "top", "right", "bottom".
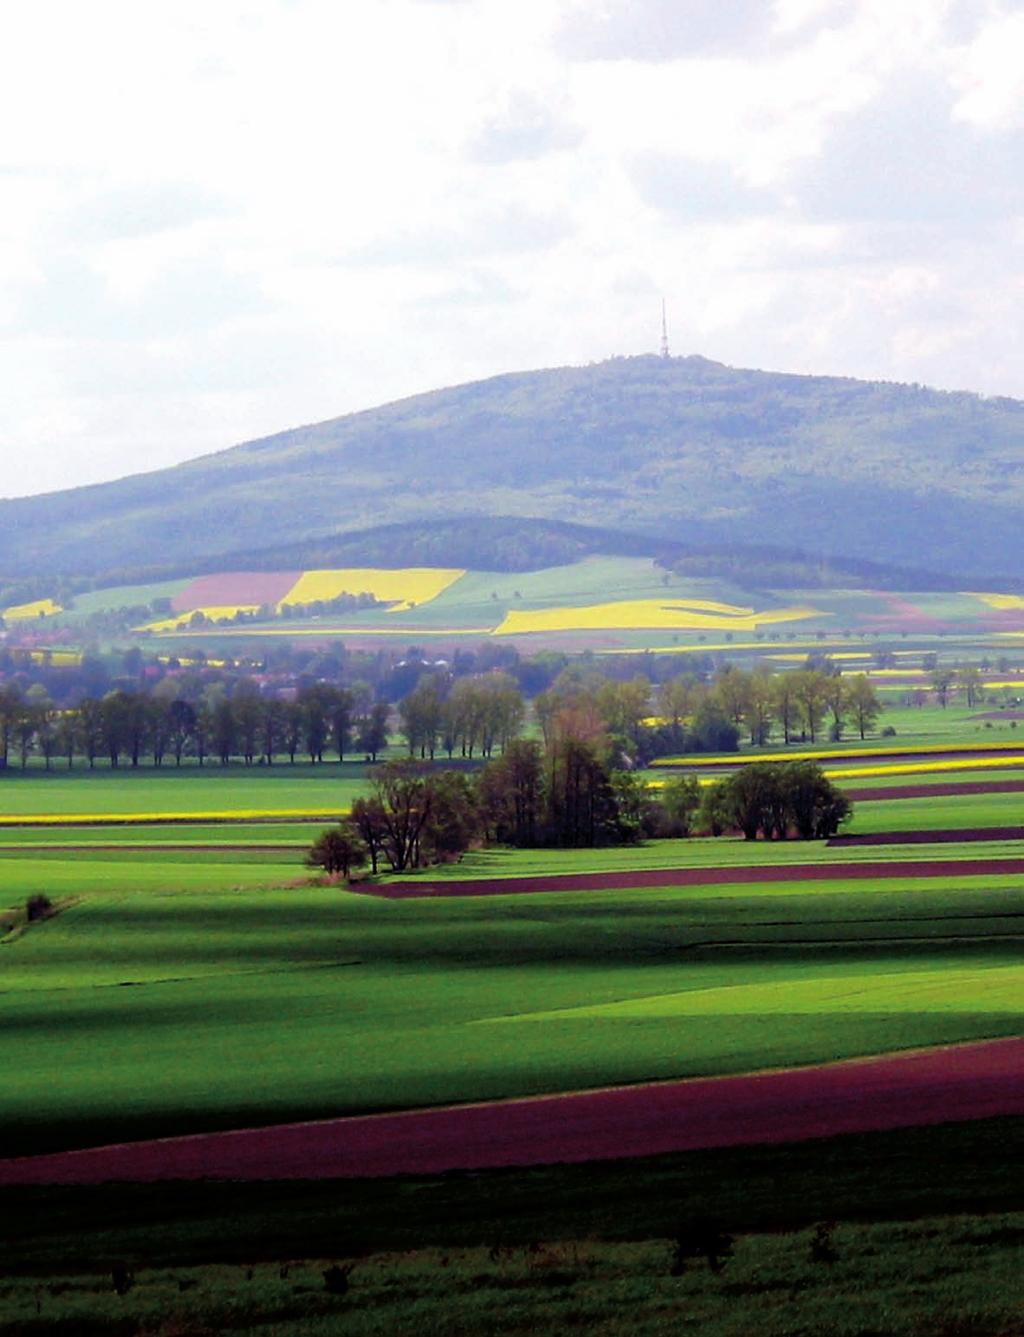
{"left": 3, "top": 354, "right": 1023, "bottom": 583}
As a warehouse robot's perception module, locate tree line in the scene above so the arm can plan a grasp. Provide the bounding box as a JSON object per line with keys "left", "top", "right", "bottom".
{"left": 0, "top": 682, "right": 390, "bottom": 770}
{"left": 0, "top": 662, "right": 883, "bottom": 772}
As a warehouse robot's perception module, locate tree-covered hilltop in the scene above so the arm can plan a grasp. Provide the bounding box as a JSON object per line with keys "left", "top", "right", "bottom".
{"left": 3, "top": 353, "right": 1023, "bottom": 580}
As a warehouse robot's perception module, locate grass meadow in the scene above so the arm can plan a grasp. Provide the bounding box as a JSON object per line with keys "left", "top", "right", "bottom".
{"left": 0, "top": 762, "right": 364, "bottom": 820}
{"left": 3, "top": 1208, "right": 1024, "bottom": 1336}
{"left": 4, "top": 843, "right": 1024, "bottom": 1157}
{"left": 3, "top": 729, "right": 1024, "bottom": 1333}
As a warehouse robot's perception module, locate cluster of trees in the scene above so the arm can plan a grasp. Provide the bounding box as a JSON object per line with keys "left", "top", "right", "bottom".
{"left": 703, "top": 762, "right": 852, "bottom": 841}
{"left": 0, "top": 682, "right": 391, "bottom": 770}
{"left": 308, "top": 670, "right": 856, "bottom": 877}
{"left": 310, "top": 751, "right": 851, "bottom": 879}
{"left": 398, "top": 672, "right": 525, "bottom": 759}
{"left": 527, "top": 663, "right": 882, "bottom": 766}
{"left": 655, "top": 666, "right": 882, "bottom": 751}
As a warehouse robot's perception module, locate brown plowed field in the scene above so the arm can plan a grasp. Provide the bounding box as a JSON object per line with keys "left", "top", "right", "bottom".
{"left": 2, "top": 1038, "right": 1021, "bottom": 1186}
{"left": 832, "top": 828, "right": 1024, "bottom": 847}
{"left": 171, "top": 570, "right": 300, "bottom": 613}
{"left": 844, "top": 781, "right": 1024, "bottom": 801}
{"left": 369, "top": 856, "right": 1024, "bottom": 899}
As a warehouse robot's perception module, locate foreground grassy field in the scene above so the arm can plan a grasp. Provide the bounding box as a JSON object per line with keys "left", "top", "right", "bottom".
{"left": 2, "top": 1206, "right": 1023, "bottom": 1336}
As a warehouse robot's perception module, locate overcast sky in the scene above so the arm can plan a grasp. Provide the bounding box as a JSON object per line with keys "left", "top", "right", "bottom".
{"left": 2, "top": 0, "right": 1022, "bottom": 498}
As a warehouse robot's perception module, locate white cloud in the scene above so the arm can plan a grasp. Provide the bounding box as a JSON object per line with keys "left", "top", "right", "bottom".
{"left": 0, "top": 0, "right": 1021, "bottom": 498}
{"left": 950, "top": 8, "right": 1024, "bottom": 128}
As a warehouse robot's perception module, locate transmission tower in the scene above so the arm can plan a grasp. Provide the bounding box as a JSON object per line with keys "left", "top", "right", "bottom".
{"left": 660, "top": 298, "right": 670, "bottom": 359}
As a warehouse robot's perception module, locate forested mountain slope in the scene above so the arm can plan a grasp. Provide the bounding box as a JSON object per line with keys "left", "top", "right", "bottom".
{"left": 3, "top": 354, "right": 1022, "bottom": 580}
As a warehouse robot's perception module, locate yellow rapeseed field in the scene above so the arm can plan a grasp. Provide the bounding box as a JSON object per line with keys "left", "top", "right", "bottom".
{"left": 657, "top": 740, "right": 1024, "bottom": 767}
{"left": 149, "top": 625, "right": 491, "bottom": 639}
{"left": 280, "top": 568, "right": 465, "bottom": 612}
{"left": 142, "top": 604, "right": 261, "bottom": 632}
{"left": 494, "top": 600, "right": 823, "bottom": 636}
{"left": 823, "top": 757, "right": 1024, "bottom": 780}
{"left": 599, "top": 639, "right": 865, "bottom": 656}
{"left": 769, "top": 652, "right": 872, "bottom": 663}
{"left": 3, "top": 598, "right": 63, "bottom": 620}
{"left": 972, "top": 592, "right": 1024, "bottom": 611}
{"left": 24, "top": 649, "right": 82, "bottom": 667}
{"left": 839, "top": 667, "right": 927, "bottom": 677}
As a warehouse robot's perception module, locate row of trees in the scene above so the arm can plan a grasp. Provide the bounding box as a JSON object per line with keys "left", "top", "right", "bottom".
{"left": 656, "top": 666, "right": 882, "bottom": 749}
{"left": 0, "top": 682, "right": 391, "bottom": 770}
{"left": 525, "top": 664, "right": 882, "bottom": 766}
{"left": 397, "top": 672, "right": 525, "bottom": 759}
{"left": 0, "top": 661, "right": 883, "bottom": 772}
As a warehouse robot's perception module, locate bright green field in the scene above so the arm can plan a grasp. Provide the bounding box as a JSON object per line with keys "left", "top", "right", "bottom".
{"left": 847, "top": 791, "right": 1024, "bottom": 833}
{"left": 4, "top": 850, "right": 1024, "bottom": 1156}
{"left": 0, "top": 820, "right": 316, "bottom": 846}
{"left": 4, "top": 740, "right": 1024, "bottom": 1159}
{"left": 0, "top": 764, "right": 365, "bottom": 818}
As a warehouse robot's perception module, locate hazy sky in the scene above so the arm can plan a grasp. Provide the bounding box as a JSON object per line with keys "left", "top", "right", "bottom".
{"left": 2, "top": 0, "right": 1022, "bottom": 497}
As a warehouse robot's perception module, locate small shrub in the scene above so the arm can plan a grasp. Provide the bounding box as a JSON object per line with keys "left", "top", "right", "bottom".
{"left": 809, "top": 1221, "right": 839, "bottom": 1264}
{"left": 110, "top": 1262, "right": 134, "bottom": 1297}
{"left": 880, "top": 724, "right": 897, "bottom": 737}
{"left": 26, "top": 894, "right": 53, "bottom": 923}
{"left": 323, "top": 1263, "right": 354, "bottom": 1295}
{"left": 670, "top": 1216, "right": 734, "bottom": 1275}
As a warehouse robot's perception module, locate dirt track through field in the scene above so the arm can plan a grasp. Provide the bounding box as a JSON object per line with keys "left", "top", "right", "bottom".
{"left": 2, "top": 1038, "right": 1022, "bottom": 1185}
{"left": 366, "top": 856, "right": 1024, "bottom": 899}
{"left": 832, "top": 828, "right": 1024, "bottom": 847}
{"left": 844, "top": 780, "right": 1024, "bottom": 801}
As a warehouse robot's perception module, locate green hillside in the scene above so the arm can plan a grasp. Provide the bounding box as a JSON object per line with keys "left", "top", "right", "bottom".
{"left": 21, "top": 555, "right": 1024, "bottom": 657}
{"left": 2, "top": 354, "right": 1023, "bottom": 581}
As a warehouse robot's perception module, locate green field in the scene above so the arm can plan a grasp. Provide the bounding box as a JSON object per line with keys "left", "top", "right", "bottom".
{"left": 4, "top": 737, "right": 1024, "bottom": 1333}
{"left": 4, "top": 849, "right": 1024, "bottom": 1157}
{"left": 0, "top": 764, "right": 364, "bottom": 818}
{"left": 0, "top": 820, "right": 315, "bottom": 846}
{"left": 3, "top": 734, "right": 1024, "bottom": 1158}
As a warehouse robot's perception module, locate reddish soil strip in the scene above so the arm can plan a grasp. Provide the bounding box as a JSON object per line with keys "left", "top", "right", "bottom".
{"left": 832, "top": 828, "right": 1024, "bottom": 847}
{"left": 368, "top": 857, "right": 1024, "bottom": 900}
{"left": 971, "top": 711, "right": 1024, "bottom": 721}
{"left": 2, "top": 1038, "right": 1021, "bottom": 1186}
{"left": 171, "top": 571, "right": 300, "bottom": 614}
{"left": 845, "top": 781, "right": 1024, "bottom": 801}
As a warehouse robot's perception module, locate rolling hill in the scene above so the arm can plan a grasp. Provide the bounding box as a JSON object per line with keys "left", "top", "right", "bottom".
{"left": 3, "top": 354, "right": 1023, "bottom": 582}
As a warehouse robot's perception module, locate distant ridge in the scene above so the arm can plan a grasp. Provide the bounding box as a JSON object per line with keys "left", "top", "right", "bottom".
{"left": 2, "top": 354, "right": 1022, "bottom": 582}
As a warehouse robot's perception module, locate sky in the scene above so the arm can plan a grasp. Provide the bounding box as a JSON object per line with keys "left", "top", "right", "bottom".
{"left": 1, "top": 0, "right": 1022, "bottom": 498}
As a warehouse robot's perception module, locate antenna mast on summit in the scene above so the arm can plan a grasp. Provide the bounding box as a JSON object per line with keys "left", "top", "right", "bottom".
{"left": 660, "top": 299, "right": 670, "bottom": 359}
